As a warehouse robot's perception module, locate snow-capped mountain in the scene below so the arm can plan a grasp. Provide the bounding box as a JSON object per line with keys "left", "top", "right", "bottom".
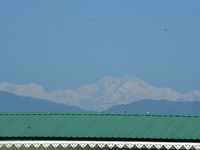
{"left": 0, "top": 74, "right": 199, "bottom": 111}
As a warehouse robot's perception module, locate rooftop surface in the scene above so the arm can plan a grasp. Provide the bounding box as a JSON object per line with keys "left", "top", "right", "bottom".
{"left": 0, "top": 112, "right": 199, "bottom": 141}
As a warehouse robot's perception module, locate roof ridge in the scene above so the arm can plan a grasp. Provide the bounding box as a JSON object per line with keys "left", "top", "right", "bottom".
{"left": 0, "top": 112, "right": 200, "bottom": 117}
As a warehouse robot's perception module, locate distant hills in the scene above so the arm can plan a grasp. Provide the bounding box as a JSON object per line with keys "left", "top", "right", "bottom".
{"left": 105, "top": 99, "right": 200, "bottom": 114}
{"left": 0, "top": 74, "right": 200, "bottom": 111}
{"left": 0, "top": 91, "right": 86, "bottom": 112}
{"left": 0, "top": 91, "right": 200, "bottom": 114}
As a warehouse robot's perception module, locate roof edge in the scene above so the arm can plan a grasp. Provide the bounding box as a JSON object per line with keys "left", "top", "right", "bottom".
{"left": 0, "top": 140, "right": 200, "bottom": 149}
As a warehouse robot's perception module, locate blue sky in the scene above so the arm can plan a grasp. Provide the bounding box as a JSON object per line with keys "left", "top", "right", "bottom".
{"left": 0, "top": 0, "right": 200, "bottom": 94}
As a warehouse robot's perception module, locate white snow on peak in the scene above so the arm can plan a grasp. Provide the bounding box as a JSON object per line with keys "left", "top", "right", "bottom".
{"left": 0, "top": 75, "right": 200, "bottom": 111}
{"left": 0, "top": 82, "right": 46, "bottom": 99}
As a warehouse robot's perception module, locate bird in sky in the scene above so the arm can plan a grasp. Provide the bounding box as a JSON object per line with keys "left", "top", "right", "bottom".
{"left": 87, "top": 18, "right": 94, "bottom": 21}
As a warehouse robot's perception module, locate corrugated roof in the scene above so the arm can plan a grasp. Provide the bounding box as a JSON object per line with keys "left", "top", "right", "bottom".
{"left": 0, "top": 112, "right": 200, "bottom": 141}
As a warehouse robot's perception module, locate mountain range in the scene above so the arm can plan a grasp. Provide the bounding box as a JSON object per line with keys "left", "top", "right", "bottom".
{"left": 0, "top": 91, "right": 85, "bottom": 112}
{"left": 0, "top": 74, "right": 200, "bottom": 111}
{"left": 0, "top": 91, "right": 200, "bottom": 114}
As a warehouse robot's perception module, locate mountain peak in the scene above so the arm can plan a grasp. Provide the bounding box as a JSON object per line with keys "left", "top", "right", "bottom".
{"left": 0, "top": 82, "right": 13, "bottom": 86}
{"left": 184, "top": 90, "right": 200, "bottom": 101}
{"left": 101, "top": 76, "right": 116, "bottom": 81}
{"left": 122, "top": 74, "right": 139, "bottom": 81}
{"left": 0, "top": 82, "right": 46, "bottom": 98}
{"left": 0, "top": 82, "right": 18, "bottom": 93}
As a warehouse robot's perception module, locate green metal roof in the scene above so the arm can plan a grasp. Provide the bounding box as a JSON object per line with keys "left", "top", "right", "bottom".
{"left": 0, "top": 112, "right": 200, "bottom": 141}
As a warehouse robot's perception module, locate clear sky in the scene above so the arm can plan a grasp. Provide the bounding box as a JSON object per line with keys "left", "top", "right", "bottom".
{"left": 0, "top": 0, "right": 200, "bottom": 94}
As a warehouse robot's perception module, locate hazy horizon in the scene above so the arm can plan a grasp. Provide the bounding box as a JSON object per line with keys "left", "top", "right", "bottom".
{"left": 1, "top": 74, "right": 200, "bottom": 111}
